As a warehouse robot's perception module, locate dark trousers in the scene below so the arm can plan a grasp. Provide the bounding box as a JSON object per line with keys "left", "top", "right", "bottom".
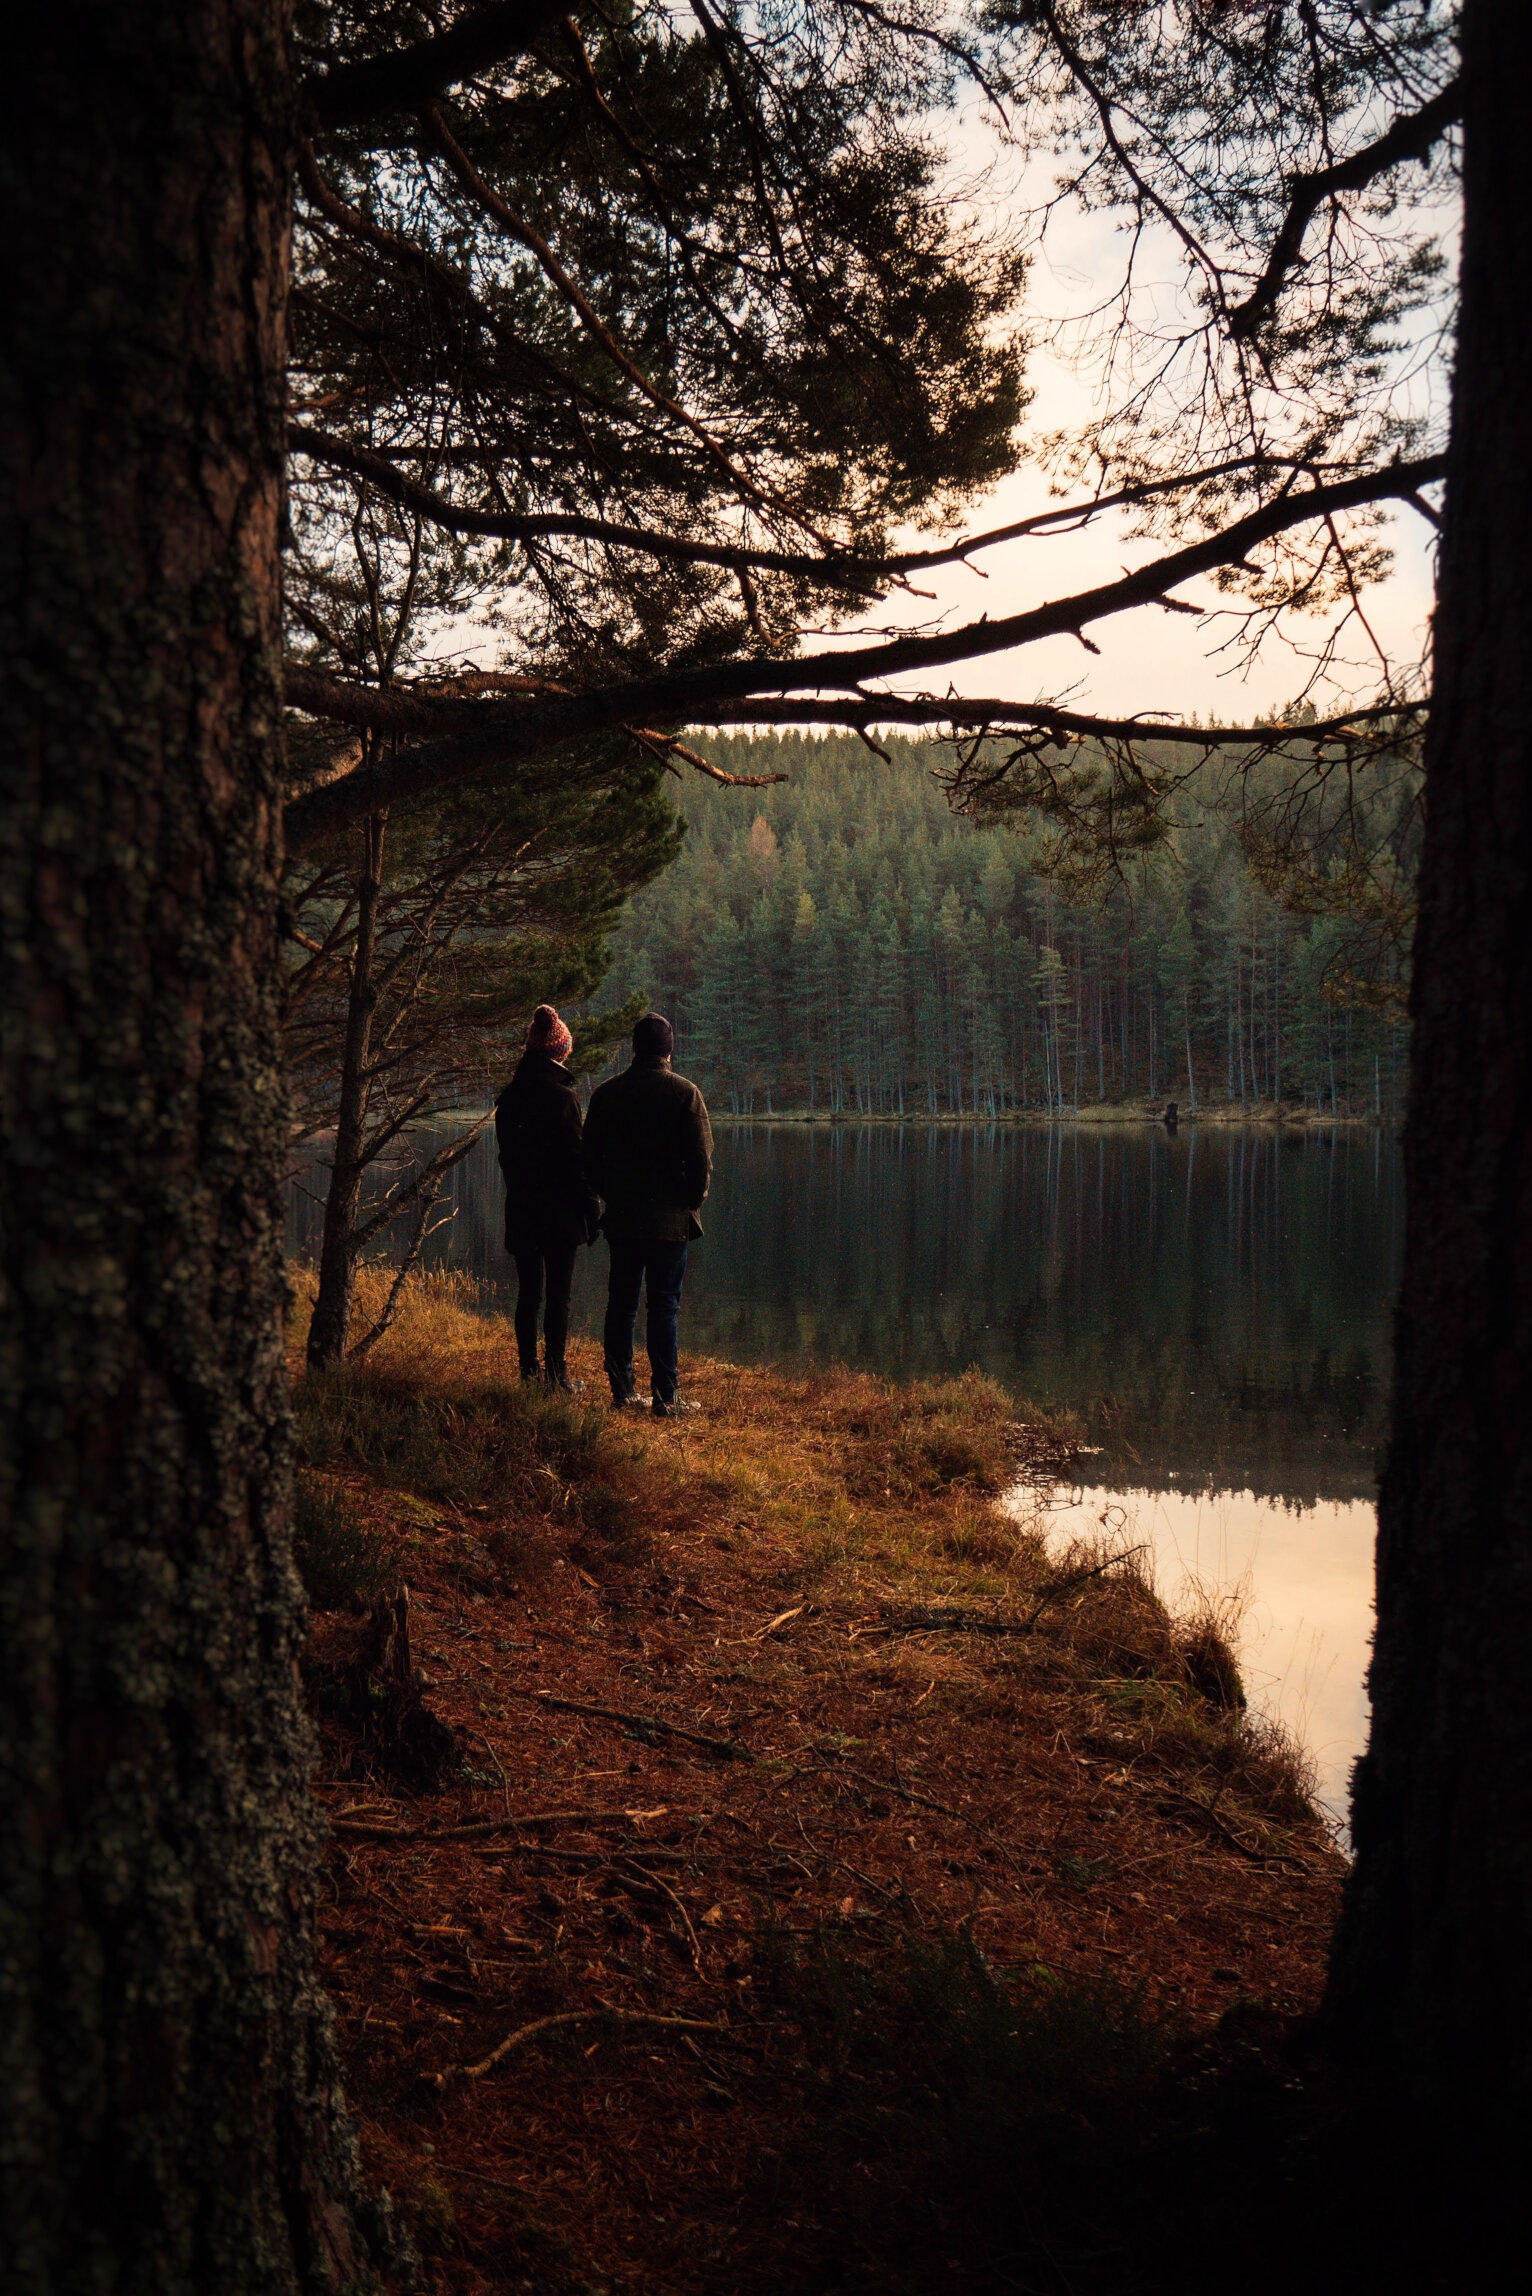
{"left": 512, "top": 1238, "right": 578, "bottom": 1376}
{"left": 603, "top": 1238, "right": 688, "bottom": 1404}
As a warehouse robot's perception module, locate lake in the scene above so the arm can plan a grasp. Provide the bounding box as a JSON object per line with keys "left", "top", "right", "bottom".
{"left": 292, "top": 1119, "right": 1399, "bottom": 1824}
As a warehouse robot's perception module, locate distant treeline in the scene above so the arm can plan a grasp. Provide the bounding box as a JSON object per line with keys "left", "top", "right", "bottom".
{"left": 599, "top": 733, "right": 1410, "bottom": 1118}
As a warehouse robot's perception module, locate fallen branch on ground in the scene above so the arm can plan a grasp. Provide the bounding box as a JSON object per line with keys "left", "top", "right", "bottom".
{"left": 808, "top": 1754, "right": 1049, "bottom": 1888}
{"left": 327, "top": 1802, "right": 678, "bottom": 1842}
{"left": 1151, "top": 1786, "right": 1314, "bottom": 1872}
{"left": 617, "top": 1858, "right": 707, "bottom": 1974}
{"left": 510, "top": 1686, "right": 755, "bottom": 1761}
{"left": 429, "top": 2008, "right": 736, "bottom": 2087}
{"left": 894, "top": 1547, "right": 1151, "bottom": 1637}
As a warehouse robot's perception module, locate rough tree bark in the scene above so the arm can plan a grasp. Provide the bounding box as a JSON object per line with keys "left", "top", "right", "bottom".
{"left": 0, "top": 7, "right": 373, "bottom": 2285}
{"left": 1327, "top": 0, "right": 1532, "bottom": 2178}
{"left": 307, "top": 813, "right": 386, "bottom": 1369}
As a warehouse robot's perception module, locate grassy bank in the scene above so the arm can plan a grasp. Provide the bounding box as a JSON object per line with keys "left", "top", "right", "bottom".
{"left": 291, "top": 1268, "right": 1347, "bottom": 2295}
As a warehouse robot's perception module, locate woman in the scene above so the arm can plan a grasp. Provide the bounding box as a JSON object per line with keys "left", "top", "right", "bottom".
{"left": 494, "top": 1005, "right": 599, "bottom": 1390}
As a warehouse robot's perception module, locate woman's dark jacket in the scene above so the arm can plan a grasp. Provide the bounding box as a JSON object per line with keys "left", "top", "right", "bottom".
{"left": 494, "top": 1051, "right": 600, "bottom": 1251}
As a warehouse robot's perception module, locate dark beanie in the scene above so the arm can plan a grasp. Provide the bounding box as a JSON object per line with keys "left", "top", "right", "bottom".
{"left": 633, "top": 1013, "right": 674, "bottom": 1059}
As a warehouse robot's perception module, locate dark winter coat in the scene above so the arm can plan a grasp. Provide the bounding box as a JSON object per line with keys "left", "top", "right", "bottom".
{"left": 581, "top": 1055, "right": 714, "bottom": 1242}
{"left": 494, "top": 1051, "right": 600, "bottom": 1252}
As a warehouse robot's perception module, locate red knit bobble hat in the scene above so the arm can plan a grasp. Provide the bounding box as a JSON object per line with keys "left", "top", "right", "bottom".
{"left": 525, "top": 1004, "right": 573, "bottom": 1061}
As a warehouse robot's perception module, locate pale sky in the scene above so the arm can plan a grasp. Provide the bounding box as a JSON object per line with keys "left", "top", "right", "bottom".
{"left": 433, "top": 107, "right": 1447, "bottom": 726}
{"left": 826, "top": 426, "right": 1438, "bottom": 727}
{"left": 826, "top": 138, "right": 1446, "bottom": 727}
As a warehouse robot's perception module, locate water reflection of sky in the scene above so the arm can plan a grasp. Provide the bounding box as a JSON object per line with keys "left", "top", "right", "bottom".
{"left": 292, "top": 1119, "right": 1397, "bottom": 1827}
{"left": 1029, "top": 1484, "right": 1374, "bottom": 1834}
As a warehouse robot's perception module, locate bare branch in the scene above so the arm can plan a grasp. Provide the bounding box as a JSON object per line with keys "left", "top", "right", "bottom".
{"left": 627, "top": 729, "right": 789, "bottom": 787}
{"left": 1229, "top": 78, "right": 1462, "bottom": 342}
{"left": 697, "top": 695, "right": 1425, "bottom": 751}
{"left": 292, "top": 426, "right": 1363, "bottom": 589}
{"left": 291, "top": 426, "right": 880, "bottom": 586}
{"left": 283, "top": 451, "right": 1443, "bottom": 851}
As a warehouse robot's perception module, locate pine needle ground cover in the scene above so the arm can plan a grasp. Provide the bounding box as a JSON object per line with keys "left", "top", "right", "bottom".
{"left": 291, "top": 1270, "right": 1345, "bottom": 2295}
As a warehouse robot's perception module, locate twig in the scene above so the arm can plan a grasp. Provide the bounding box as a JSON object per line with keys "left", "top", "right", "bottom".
{"left": 468, "top": 1842, "right": 692, "bottom": 1868}
{"left": 895, "top": 1547, "right": 1150, "bottom": 1638}
{"left": 479, "top": 1732, "right": 511, "bottom": 1820}
{"left": 430, "top": 2009, "right": 733, "bottom": 2087}
{"left": 328, "top": 1803, "right": 680, "bottom": 1843}
{"left": 437, "top": 2164, "right": 528, "bottom": 2198}
{"left": 834, "top": 1857, "right": 915, "bottom": 1916}
{"left": 618, "top": 1859, "right": 707, "bottom": 1976}
{"left": 508, "top": 1686, "right": 755, "bottom": 1762}
{"left": 809, "top": 1756, "right": 1048, "bottom": 1888}
{"left": 1153, "top": 1787, "right": 1312, "bottom": 1871}
{"left": 811, "top": 1755, "right": 973, "bottom": 1827}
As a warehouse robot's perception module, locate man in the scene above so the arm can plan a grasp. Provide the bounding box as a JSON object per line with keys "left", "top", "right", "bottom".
{"left": 494, "top": 1004, "right": 599, "bottom": 1391}
{"left": 582, "top": 1013, "right": 713, "bottom": 1416}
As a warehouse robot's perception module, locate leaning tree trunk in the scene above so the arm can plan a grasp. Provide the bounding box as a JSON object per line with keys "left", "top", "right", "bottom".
{"left": 0, "top": 7, "right": 370, "bottom": 2286}
{"left": 1327, "top": 0, "right": 1532, "bottom": 2181}
{"left": 307, "top": 812, "right": 386, "bottom": 1368}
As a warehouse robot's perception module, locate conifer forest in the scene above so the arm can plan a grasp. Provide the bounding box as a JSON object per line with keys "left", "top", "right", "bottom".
{"left": 604, "top": 732, "right": 1413, "bottom": 1120}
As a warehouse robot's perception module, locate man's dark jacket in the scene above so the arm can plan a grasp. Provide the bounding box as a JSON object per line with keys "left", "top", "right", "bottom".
{"left": 582, "top": 1055, "right": 714, "bottom": 1242}
{"left": 494, "top": 1051, "right": 599, "bottom": 1251}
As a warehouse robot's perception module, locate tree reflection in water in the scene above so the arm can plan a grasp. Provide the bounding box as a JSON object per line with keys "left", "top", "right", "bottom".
{"left": 295, "top": 1119, "right": 1399, "bottom": 1509}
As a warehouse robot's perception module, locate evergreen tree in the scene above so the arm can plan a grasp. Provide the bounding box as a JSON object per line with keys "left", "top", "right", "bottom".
{"left": 597, "top": 733, "right": 1411, "bottom": 1119}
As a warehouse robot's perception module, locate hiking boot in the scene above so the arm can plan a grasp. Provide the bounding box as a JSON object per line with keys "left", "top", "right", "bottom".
{"left": 609, "top": 1391, "right": 650, "bottom": 1411}
{"left": 544, "top": 1367, "right": 585, "bottom": 1395}
{"left": 651, "top": 1396, "right": 701, "bottom": 1418}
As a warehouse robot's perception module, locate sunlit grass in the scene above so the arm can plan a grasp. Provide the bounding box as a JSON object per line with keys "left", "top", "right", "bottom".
{"left": 288, "top": 1261, "right": 1318, "bottom": 1827}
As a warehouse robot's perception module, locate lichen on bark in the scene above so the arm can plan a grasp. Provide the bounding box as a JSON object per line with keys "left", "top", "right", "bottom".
{"left": 0, "top": 5, "right": 374, "bottom": 2284}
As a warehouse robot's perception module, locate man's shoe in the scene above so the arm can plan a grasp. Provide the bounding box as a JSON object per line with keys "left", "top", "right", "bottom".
{"left": 610, "top": 1391, "right": 650, "bottom": 1410}
{"left": 544, "top": 1367, "right": 585, "bottom": 1395}
{"left": 651, "top": 1396, "right": 701, "bottom": 1418}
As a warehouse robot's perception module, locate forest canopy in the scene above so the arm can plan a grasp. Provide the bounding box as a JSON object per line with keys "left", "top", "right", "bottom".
{"left": 283, "top": 0, "right": 1456, "bottom": 850}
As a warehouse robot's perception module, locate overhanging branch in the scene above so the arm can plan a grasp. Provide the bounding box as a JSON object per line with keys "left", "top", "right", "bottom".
{"left": 696, "top": 695, "right": 1426, "bottom": 749}
{"left": 293, "top": 426, "right": 1390, "bottom": 589}
{"left": 306, "top": 3, "right": 569, "bottom": 131}
{"left": 289, "top": 665, "right": 1422, "bottom": 758}
{"left": 284, "top": 451, "right": 1443, "bottom": 853}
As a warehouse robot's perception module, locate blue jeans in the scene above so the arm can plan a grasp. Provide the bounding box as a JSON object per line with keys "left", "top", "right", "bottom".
{"left": 604, "top": 1239, "right": 688, "bottom": 1404}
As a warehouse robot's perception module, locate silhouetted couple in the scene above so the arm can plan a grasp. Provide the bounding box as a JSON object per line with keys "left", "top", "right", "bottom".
{"left": 494, "top": 1008, "right": 713, "bottom": 1417}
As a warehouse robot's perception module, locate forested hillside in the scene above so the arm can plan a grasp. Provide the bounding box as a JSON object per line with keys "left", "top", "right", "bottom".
{"left": 601, "top": 734, "right": 1410, "bottom": 1119}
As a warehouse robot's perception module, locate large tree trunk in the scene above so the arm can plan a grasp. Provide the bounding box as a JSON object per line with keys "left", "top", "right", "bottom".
{"left": 1327, "top": 0, "right": 1532, "bottom": 2174}
{"left": 0, "top": 8, "right": 370, "bottom": 2284}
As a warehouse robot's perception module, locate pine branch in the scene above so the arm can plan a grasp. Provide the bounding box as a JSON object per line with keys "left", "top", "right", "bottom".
{"left": 1229, "top": 79, "right": 1462, "bottom": 342}
{"left": 284, "top": 452, "right": 1444, "bottom": 851}
{"left": 292, "top": 427, "right": 1357, "bottom": 588}
{"left": 289, "top": 662, "right": 1421, "bottom": 758}
{"left": 306, "top": 3, "right": 569, "bottom": 132}
{"left": 420, "top": 102, "right": 776, "bottom": 515}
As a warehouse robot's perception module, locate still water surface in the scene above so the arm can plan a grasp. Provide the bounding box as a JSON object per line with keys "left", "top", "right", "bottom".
{"left": 293, "top": 1120, "right": 1399, "bottom": 1823}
